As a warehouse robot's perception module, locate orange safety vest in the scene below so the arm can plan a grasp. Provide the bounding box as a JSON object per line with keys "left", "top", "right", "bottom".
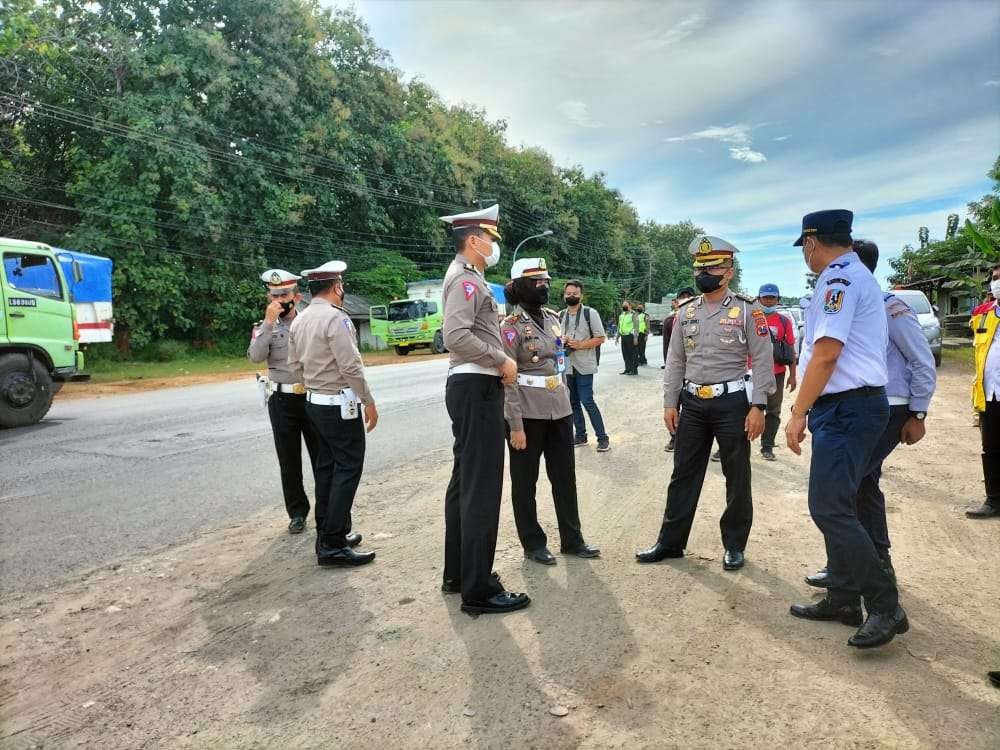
{"left": 970, "top": 302, "right": 999, "bottom": 412}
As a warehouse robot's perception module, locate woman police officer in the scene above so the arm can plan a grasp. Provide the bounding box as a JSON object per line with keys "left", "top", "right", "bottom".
{"left": 501, "top": 258, "right": 600, "bottom": 565}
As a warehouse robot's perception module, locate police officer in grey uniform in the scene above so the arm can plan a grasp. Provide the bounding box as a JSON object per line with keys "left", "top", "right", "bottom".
{"left": 786, "top": 211, "right": 908, "bottom": 649}
{"left": 803, "top": 240, "right": 936, "bottom": 588}
{"left": 438, "top": 205, "right": 530, "bottom": 615}
{"left": 247, "top": 269, "right": 318, "bottom": 534}
{"left": 288, "top": 261, "right": 375, "bottom": 567}
{"left": 501, "top": 258, "right": 600, "bottom": 565}
{"left": 637, "top": 236, "right": 775, "bottom": 571}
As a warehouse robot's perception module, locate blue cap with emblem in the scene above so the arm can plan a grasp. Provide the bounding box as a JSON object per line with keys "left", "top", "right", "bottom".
{"left": 793, "top": 209, "right": 854, "bottom": 246}
{"left": 758, "top": 283, "right": 780, "bottom": 297}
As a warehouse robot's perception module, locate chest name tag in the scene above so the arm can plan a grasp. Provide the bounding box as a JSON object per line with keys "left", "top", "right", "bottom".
{"left": 8, "top": 297, "right": 37, "bottom": 307}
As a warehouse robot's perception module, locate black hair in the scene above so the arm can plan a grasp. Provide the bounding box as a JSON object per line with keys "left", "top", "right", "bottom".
{"left": 308, "top": 278, "right": 340, "bottom": 296}
{"left": 993, "top": 263, "right": 1000, "bottom": 273}
{"left": 853, "top": 239, "right": 879, "bottom": 273}
{"left": 453, "top": 226, "right": 486, "bottom": 252}
{"left": 564, "top": 279, "right": 584, "bottom": 292}
{"left": 813, "top": 233, "right": 853, "bottom": 249}
{"left": 677, "top": 287, "right": 695, "bottom": 298}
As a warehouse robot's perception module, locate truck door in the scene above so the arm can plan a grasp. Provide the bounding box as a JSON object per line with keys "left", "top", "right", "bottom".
{"left": 2, "top": 251, "right": 75, "bottom": 368}
{"left": 369, "top": 305, "right": 388, "bottom": 342}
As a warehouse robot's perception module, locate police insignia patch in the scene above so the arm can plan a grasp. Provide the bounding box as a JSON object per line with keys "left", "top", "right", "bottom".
{"left": 503, "top": 328, "right": 517, "bottom": 345}
{"left": 728, "top": 306, "right": 741, "bottom": 319}
{"left": 698, "top": 237, "right": 713, "bottom": 255}
{"left": 823, "top": 289, "right": 845, "bottom": 314}
{"left": 343, "top": 319, "right": 354, "bottom": 333}
{"left": 462, "top": 281, "right": 476, "bottom": 300}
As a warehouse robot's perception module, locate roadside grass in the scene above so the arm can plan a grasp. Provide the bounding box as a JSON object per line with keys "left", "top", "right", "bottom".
{"left": 942, "top": 346, "right": 974, "bottom": 368}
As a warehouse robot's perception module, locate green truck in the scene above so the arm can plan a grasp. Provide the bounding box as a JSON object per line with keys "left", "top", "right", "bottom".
{"left": 369, "top": 295, "right": 447, "bottom": 356}
{"left": 1, "top": 237, "right": 90, "bottom": 428}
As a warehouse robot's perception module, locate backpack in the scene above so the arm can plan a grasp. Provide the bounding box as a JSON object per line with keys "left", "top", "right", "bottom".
{"left": 769, "top": 313, "right": 796, "bottom": 366}
{"left": 561, "top": 306, "right": 602, "bottom": 366}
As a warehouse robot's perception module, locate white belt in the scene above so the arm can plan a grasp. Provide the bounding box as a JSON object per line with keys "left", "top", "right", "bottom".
{"left": 516, "top": 373, "right": 562, "bottom": 390}
{"left": 448, "top": 363, "right": 500, "bottom": 377}
{"left": 685, "top": 379, "right": 746, "bottom": 399}
{"left": 887, "top": 396, "right": 910, "bottom": 406}
{"left": 306, "top": 391, "right": 345, "bottom": 406}
{"left": 271, "top": 382, "right": 305, "bottom": 395}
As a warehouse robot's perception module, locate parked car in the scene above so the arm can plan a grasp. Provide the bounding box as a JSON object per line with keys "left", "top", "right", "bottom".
{"left": 889, "top": 288, "right": 942, "bottom": 367}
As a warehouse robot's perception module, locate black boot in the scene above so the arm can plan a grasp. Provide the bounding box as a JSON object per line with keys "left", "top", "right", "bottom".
{"left": 789, "top": 594, "right": 863, "bottom": 627}
{"left": 848, "top": 606, "right": 909, "bottom": 648}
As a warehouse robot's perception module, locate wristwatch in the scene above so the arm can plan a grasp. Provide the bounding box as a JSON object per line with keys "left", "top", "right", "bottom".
{"left": 752, "top": 404, "right": 766, "bottom": 412}
{"left": 909, "top": 411, "right": 927, "bottom": 421}
{"left": 790, "top": 403, "right": 810, "bottom": 416}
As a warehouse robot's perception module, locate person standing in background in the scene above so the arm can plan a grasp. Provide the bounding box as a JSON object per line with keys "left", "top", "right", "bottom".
{"left": 560, "top": 280, "right": 610, "bottom": 452}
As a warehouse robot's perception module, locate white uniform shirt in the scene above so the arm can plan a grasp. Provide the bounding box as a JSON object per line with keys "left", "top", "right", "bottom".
{"left": 798, "top": 251, "right": 888, "bottom": 395}
{"left": 985, "top": 308, "right": 1000, "bottom": 401}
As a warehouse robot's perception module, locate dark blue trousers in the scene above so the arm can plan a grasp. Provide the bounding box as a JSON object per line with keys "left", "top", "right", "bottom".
{"left": 807, "top": 388, "right": 899, "bottom": 613}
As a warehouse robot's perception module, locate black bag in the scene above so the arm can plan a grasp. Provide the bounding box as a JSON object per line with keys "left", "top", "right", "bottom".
{"left": 769, "top": 314, "right": 796, "bottom": 366}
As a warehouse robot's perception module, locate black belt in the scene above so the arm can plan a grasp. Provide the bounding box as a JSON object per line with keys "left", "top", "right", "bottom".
{"left": 815, "top": 385, "right": 885, "bottom": 406}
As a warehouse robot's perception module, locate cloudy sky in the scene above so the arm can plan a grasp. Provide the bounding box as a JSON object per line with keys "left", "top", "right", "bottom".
{"left": 329, "top": 0, "right": 1000, "bottom": 296}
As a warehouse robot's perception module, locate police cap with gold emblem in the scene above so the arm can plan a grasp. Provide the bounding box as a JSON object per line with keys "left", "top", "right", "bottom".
{"left": 439, "top": 204, "right": 503, "bottom": 241}
{"left": 688, "top": 235, "right": 738, "bottom": 268}
{"left": 793, "top": 209, "right": 853, "bottom": 246}
{"left": 301, "top": 260, "right": 347, "bottom": 281}
{"left": 260, "top": 269, "right": 300, "bottom": 295}
{"left": 510, "top": 257, "right": 551, "bottom": 280}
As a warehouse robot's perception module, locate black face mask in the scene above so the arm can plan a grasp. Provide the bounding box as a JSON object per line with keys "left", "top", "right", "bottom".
{"left": 279, "top": 300, "right": 295, "bottom": 316}
{"left": 564, "top": 296, "right": 581, "bottom": 307}
{"left": 695, "top": 271, "right": 724, "bottom": 293}
{"left": 524, "top": 284, "right": 549, "bottom": 308}
{"left": 622, "top": 306, "right": 629, "bottom": 312}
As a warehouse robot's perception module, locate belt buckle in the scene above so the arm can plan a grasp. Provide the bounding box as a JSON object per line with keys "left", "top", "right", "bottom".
{"left": 292, "top": 383, "right": 305, "bottom": 395}
{"left": 697, "top": 385, "right": 714, "bottom": 399}
{"left": 545, "top": 376, "right": 559, "bottom": 390}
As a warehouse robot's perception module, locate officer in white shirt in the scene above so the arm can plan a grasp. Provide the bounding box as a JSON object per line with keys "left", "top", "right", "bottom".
{"left": 785, "top": 210, "right": 908, "bottom": 650}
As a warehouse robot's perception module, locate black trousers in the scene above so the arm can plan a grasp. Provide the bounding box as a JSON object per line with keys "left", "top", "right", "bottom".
{"left": 658, "top": 390, "right": 753, "bottom": 551}
{"left": 761, "top": 371, "right": 785, "bottom": 449}
{"left": 268, "top": 392, "right": 319, "bottom": 519}
{"left": 621, "top": 336, "right": 638, "bottom": 373}
{"left": 306, "top": 402, "right": 365, "bottom": 548}
{"left": 508, "top": 415, "right": 585, "bottom": 552}
{"left": 637, "top": 333, "right": 648, "bottom": 364}
{"left": 444, "top": 374, "right": 506, "bottom": 602}
{"left": 983, "top": 397, "right": 1000, "bottom": 507}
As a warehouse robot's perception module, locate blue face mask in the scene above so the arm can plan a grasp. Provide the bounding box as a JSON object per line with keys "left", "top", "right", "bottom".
{"left": 761, "top": 304, "right": 777, "bottom": 314}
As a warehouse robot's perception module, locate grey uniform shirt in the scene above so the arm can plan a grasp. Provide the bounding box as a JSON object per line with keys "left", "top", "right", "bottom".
{"left": 883, "top": 293, "right": 936, "bottom": 412}
{"left": 287, "top": 297, "right": 374, "bottom": 404}
{"left": 247, "top": 315, "right": 302, "bottom": 384}
{"left": 441, "top": 255, "right": 506, "bottom": 369}
{"left": 559, "top": 306, "right": 606, "bottom": 376}
{"left": 501, "top": 308, "right": 572, "bottom": 431}
{"left": 663, "top": 293, "right": 776, "bottom": 408}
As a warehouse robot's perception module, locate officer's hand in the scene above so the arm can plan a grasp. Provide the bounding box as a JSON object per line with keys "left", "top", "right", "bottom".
{"left": 363, "top": 402, "right": 379, "bottom": 432}
{"left": 900, "top": 417, "right": 926, "bottom": 445}
{"left": 664, "top": 407, "right": 679, "bottom": 434}
{"left": 745, "top": 407, "right": 765, "bottom": 441}
{"left": 264, "top": 300, "right": 282, "bottom": 325}
{"left": 500, "top": 357, "right": 517, "bottom": 385}
{"left": 509, "top": 430, "right": 527, "bottom": 450}
{"left": 785, "top": 414, "right": 807, "bottom": 455}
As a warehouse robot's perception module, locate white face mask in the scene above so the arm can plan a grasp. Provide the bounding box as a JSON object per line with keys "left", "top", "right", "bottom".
{"left": 477, "top": 239, "right": 501, "bottom": 268}
{"left": 991, "top": 279, "right": 1000, "bottom": 299}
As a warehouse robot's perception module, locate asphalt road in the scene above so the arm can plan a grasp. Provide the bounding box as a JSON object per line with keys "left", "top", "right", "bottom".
{"left": 0, "top": 338, "right": 653, "bottom": 593}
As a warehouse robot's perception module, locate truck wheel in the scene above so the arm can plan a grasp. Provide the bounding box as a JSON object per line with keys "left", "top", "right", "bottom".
{"left": 0, "top": 353, "right": 54, "bottom": 428}
{"left": 432, "top": 330, "right": 447, "bottom": 354}
{"left": 394, "top": 345, "right": 410, "bottom": 356}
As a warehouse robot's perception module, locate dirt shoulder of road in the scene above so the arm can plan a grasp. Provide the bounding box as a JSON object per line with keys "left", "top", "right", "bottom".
{"left": 3, "top": 362, "right": 998, "bottom": 748}
{"left": 56, "top": 350, "right": 447, "bottom": 400}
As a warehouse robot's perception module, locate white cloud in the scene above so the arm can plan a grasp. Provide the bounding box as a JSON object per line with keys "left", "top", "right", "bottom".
{"left": 773, "top": 135, "right": 791, "bottom": 142}
{"left": 557, "top": 100, "right": 602, "bottom": 129}
{"left": 729, "top": 147, "right": 767, "bottom": 163}
{"left": 985, "top": 80, "right": 1000, "bottom": 87}
{"left": 665, "top": 124, "right": 752, "bottom": 145}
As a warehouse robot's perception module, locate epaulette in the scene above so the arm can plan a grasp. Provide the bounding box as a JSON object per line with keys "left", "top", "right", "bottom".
{"left": 884, "top": 295, "right": 911, "bottom": 319}
{"left": 677, "top": 296, "right": 698, "bottom": 308}
{"left": 735, "top": 293, "right": 756, "bottom": 304}
{"left": 254, "top": 320, "right": 264, "bottom": 327}
{"left": 502, "top": 312, "right": 519, "bottom": 325}
{"left": 330, "top": 303, "right": 346, "bottom": 313}
{"left": 461, "top": 262, "right": 478, "bottom": 273}
{"left": 542, "top": 306, "right": 559, "bottom": 316}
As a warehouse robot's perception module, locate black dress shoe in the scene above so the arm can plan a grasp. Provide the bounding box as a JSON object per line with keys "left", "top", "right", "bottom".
{"left": 789, "top": 595, "right": 863, "bottom": 627}
{"left": 317, "top": 544, "right": 375, "bottom": 567}
{"left": 966, "top": 502, "right": 1000, "bottom": 518}
{"left": 761, "top": 448, "right": 776, "bottom": 461}
{"left": 723, "top": 550, "right": 745, "bottom": 570}
{"left": 562, "top": 543, "right": 601, "bottom": 558}
{"left": 805, "top": 568, "right": 830, "bottom": 588}
{"left": 346, "top": 531, "right": 363, "bottom": 548}
{"left": 441, "top": 571, "right": 502, "bottom": 595}
{"left": 848, "top": 605, "right": 909, "bottom": 649}
{"left": 525, "top": 547, "right": 557, "bottom": 565}
{"left": 461, "top": 591, "right": 531, "bottom": 614}
{"left": 288, "top": 516, "right": 306, "bottom": 534}
{"left": 988, "top": 671, "right": 1000, "bottom": 689}
{"left": 635, "top": 542, "right": 684, "bottom": 563}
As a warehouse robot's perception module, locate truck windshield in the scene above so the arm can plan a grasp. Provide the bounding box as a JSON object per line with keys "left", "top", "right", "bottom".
{"left": 388, "top": 300, "right": 425, "bottom": 321}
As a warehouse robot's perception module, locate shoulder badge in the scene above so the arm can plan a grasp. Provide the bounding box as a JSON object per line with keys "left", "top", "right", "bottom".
{"left": 677, "top": 296, "right": 698, "bottom": 308}
{"left": 885, "top": 296, "right": 911, "bottom": 319}
{"left": 827, "top": 277, "right": 851, "bottom": 286}
{"left": 735, "top": 293, "right": 755, "bottom": 303}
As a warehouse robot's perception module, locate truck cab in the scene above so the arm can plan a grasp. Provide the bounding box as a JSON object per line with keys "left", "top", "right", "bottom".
{"left": 370, "top": 297, "right": 447, "bottom": 355}
{"left": 1, "top": 237, "right": 89, "bottom": 427}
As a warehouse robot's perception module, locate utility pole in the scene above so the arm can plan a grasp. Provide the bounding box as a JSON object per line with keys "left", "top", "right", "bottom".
{"left": 647, "top": 252, "right": 654, "bottom": 303}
